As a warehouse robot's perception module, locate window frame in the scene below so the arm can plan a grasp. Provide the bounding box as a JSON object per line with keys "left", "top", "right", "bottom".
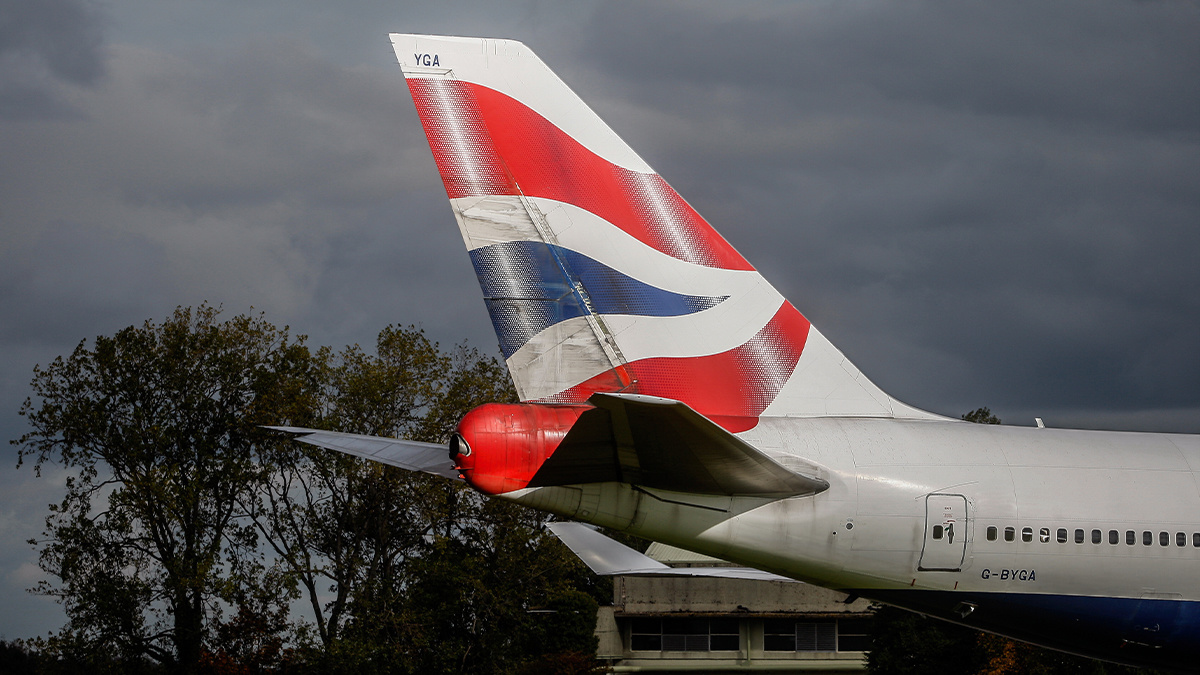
{"left": 763, "top": 618, "right": 872, "bottom": 653}
{"left": 631, "top": 617, "right": 741, "bottom": 653}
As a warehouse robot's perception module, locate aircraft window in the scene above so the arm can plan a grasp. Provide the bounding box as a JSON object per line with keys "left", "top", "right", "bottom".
{"left": 1004, "top": 527, "right": 1015, "bottom": 542}
{"left": 1040, "top": 528, "right": 1050, "bottom": 543}
{"left": 1057, "top": 528, "right": 1067, "bottom": 543}
{"left": 1127, "top": 530, "right": 1136, "bottom": 545}
{"left": 1074, "top": 529, "right": 1084, "bottom": 544}
{"left": 1091, "top": 529, "right": 1101, "bottom": 545}
{"left": 1177, "top": 532, "right": 1186, "bottom": 547}
{"left": 1022, "top": 527, "right": 1033, "bottom": 543}
{"left": 1144, "top": 531, "right": 1152, "bottom": 546}
{"left": 932, "top": 525, "right": 944, "bottom": 540}
{"left": 1160, "top": 531, "right": 1170, "bottom": 547}
{"left": 1194, "top": 533, "right": 1200, "bottom": 548}
{"left": 1109, "top": 530, "right": 1119, "bottom": 545}
{"left": 986, "top": 526, "right": 998, "bottom": 541}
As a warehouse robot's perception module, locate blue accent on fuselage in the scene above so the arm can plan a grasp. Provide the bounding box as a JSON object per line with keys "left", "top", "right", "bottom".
{"left": 858, "top": 588, "right": 1200, "bottom": 672}
{"left": 469, "top": 241, "right": 726, "bottom": 358}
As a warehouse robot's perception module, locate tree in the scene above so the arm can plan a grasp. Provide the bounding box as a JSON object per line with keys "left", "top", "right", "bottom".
{"left": 866, "top": 604, "right": 985, "bottom": 675}
{"left": 389, "top": 496, "right": 599, "bottom": 675}
{"left": 16, "top": 313, "right": 602, "bottom": 673}
{"left": 249, "top": 328, "right": 514, "bottom": 652}
{"left": 249, "top": 326, "right": 600, "bottom": 673}
{"left": 975, "top": 634, "right": 1160, "bottom": 675}
{"left": 14, "top": 305, "right": 320, "bottom": 672}
{"left": 962, "top": 407, "right": 1000, "bottom": 425}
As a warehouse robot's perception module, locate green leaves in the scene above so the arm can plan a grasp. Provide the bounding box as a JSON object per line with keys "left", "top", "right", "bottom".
{"left": 14, "top": 307, "right": 599, "bottom": 673}
{"left": 255, "top": 324, "right": 599, "bottom": 673}
{"left": 14, "top": 305, "right": 319, "bottom": 670}
{"left": 961, "top": 407, "right": 1001, "bottom": 425}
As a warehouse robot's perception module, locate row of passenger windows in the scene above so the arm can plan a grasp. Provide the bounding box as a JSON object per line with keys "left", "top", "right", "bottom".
{"left": 984, "top": 525, "right": 1200, "bottom": 548}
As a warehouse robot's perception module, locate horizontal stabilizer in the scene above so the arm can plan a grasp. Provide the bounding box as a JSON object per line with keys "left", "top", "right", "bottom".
{"left": 547, "top": 522, "right": 794, "bottom": 582}
{"left": 530, "top": 393, "right": 828, "bottom": 497}
{"left": 266, "top": 426, "right": 459, "bottom": 480}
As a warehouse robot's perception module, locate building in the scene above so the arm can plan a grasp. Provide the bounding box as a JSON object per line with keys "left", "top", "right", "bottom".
{"left": 595, "top": 544, "right": 874, "bottom": 673}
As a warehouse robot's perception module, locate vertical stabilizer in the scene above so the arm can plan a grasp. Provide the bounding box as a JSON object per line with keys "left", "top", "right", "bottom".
{"left": 392, "top": 34, "right": 939, "bottom": 429}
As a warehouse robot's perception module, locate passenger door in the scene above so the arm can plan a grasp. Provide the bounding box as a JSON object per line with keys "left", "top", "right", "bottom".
{"left": 918, "top": 493, "right": 968, "bottom": 571}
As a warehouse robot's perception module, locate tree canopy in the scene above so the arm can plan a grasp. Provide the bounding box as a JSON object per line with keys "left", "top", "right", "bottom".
{"left": 14, "top": 306, "right": 600, "bottom": 674}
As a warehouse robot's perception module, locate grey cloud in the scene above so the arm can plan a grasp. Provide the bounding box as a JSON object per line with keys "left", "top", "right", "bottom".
{"left": 0, "top": 27, "right": 497, "bottom": 639}
{"left": 0, "top": 0, "right": 104, "bottom": 83}
{"left": 583, "top": 1, "right": 1200, "bottom": 134}
{"left": 0, "top": 221, "right": 168, "bottom": 345}
{"left": 0, "top": 0, "right": 105, "bottom": 119}
{"left": 0, "top": 39, "right": 449, "bottom": 343}
{"left": 551, "top": 1, "right": 1200, "bottom": 426}
{"left": 2, "top": 0, "right": 1199, "bottom": 640}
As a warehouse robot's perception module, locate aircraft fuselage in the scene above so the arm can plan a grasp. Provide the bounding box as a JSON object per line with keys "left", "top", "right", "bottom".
{"left": 507, "top": 418, "right": 1200, "bottom": 670}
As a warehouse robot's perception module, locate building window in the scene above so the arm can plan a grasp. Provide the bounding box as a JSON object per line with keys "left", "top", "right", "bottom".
{"left": 631, "top": 617, "right": 739, "bottom": 652}
{"left": 764, "top": 619, "right": 872, "bottom": 652}
{"left": 836, "top": 619, "right": 874, "bottom": 652}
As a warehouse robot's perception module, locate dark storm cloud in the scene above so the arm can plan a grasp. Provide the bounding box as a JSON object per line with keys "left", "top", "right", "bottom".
{"left": 0, "top": 26, "right": 493, "bottom": 640}
{"left": 0, "top": 222, "right": 167, "bottom": 344}
{"left": 3, "top": 0, "right": 1200, "bottom": 641}
{"left": 558, "top": 1, "right": 1200, "bottom": 429}
{"left": 0, "top": 0, "right": 105, "bottom": 118}
{"left": 0, "top": 37, "right": 477, "bottom": 346}
{"left": 584, "top": 1, "right": 1200, "bottom": 132}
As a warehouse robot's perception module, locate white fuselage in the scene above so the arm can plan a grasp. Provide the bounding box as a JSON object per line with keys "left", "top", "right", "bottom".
{"left": 511, "top": 418, "right": 1200, "bottom": 670}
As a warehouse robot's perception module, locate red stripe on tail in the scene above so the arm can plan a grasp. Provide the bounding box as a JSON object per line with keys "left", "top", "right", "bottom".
{"left": 406, "top": 78, "right": 753, "bottom": 271}
{"left": 406, "top": 78, "right": 518, "bottom": 197}
{"left": 544, "top": 302, "right": 811, "bottom": 432}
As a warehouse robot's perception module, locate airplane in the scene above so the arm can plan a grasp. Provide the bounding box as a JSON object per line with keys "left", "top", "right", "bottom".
{"left": 272, "top": 34, "right": 1200, "bottom": 672}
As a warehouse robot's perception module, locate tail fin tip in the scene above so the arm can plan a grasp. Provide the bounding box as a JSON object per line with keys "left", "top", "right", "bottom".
{"left": 393, "top": 33, "right": 941, "bottom": 426}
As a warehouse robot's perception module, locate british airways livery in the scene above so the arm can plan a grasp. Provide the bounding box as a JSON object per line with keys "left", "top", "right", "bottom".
{"left": 274, "top": 34, "right": 1200, "bottom": 671}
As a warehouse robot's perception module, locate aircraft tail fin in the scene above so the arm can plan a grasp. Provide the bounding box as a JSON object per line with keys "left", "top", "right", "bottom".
{"left": 392, "top": 34, "right": 939, "bottom": 429}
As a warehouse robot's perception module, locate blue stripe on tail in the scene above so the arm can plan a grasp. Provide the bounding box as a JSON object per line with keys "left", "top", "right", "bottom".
{"left": 469, "top": 241, "right": 726, "bottom": 358}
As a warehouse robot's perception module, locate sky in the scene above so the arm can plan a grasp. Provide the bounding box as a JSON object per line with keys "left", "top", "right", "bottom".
{"left": 1, "top": 0, "right": 1198, "bottom": 641}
